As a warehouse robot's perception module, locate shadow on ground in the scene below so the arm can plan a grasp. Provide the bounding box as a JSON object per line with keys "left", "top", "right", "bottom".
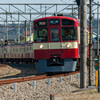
{"left": 0, "top": 63, "right": 40, "bottom": 79}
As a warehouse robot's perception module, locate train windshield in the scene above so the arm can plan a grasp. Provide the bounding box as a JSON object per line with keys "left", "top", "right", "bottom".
{"left": 62, "top": 27, "right": 77, "bottom": 41}
{"left": 34, "top": 28, "right": 48, "bottom": 42}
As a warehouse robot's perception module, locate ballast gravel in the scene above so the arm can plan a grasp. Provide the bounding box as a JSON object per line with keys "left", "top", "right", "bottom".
{"left": 0, "top": 72, "right": 96, "bottom": 100}
{"left": 0, "top": 64, "right": 97, "bottom": 100}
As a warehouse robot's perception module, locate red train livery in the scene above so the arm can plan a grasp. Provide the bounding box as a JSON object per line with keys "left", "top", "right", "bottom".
{"left": 33, "top": 15, "right": 89, "bottom": 72}
{"left": 0, "top": 15, "right": 89, "bottom": 73}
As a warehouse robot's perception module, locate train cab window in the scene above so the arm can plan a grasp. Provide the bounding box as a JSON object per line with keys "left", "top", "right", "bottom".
{"left": 49, "top": 19, "right": 60, "bottom": 25}
{"left": 51, "top": 28, "right": 59, "bottom": 41}
{"left": 62, "top": 19, "right": 74, "bottom": 25}
{"left": 62, "top": 27, "right": 77, "bottom": 41}
{"left": 34, "top": 28, "right": 47, "bottom": 42}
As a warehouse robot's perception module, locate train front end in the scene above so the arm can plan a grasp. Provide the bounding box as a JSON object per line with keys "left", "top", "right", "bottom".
{"left": 33, "top": 16, "right": 79, "bottom": 72}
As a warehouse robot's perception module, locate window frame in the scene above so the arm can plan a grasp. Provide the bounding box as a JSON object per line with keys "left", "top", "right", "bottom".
{"left": 49, "top": 19, "right": 60, "bottom": 25}
{"left": 62, "top": 27, "right": 77, "bottom": 41}
{"left": 62, "top": 19, "right": 74, "bottom": 25}
{"left": 50, "top": 28, "right": 59, "bottom": 42}
{"left": 34, "top": 28, "right": 48, "bottom": 42}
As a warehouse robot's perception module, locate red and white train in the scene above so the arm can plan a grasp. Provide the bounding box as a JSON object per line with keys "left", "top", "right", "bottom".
{"left": 0, "top": 15, "right": 89, "bottom": 72}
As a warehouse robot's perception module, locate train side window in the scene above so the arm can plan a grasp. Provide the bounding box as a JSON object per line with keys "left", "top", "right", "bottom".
{"left": 16, "top": 48, "right": 18, "bottom": 53}
{"left": 20, "top": 48, "right": 21, "bottom": 52}
{"left": 24, "top": 47, "right": 25, "bottom": 52}
{"left": 27, "top": 47, "right": 29, "bottom": 52}
{"left": 51, "top": 28, "right": 59, "bottom": 41}
{"left": 25, "top": 48, "right": 26, "bottom": 52}
{"left": 13, "top": 48, "right": 15, "bottom": 53}
{"left": 11, "top": 48, "right": 12, "bottom": 53}
{"left": 2, "top": 49, "right": 3, "bottom": 53}
{"left": 22, "top": 48, "right": 24, "bottom": 52}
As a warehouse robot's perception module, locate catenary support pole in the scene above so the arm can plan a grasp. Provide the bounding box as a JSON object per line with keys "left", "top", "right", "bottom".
{"left": 97, "top": 2, "right": 100, "bottom": 93}
{"left": 30, "top": 10, "right": 32, "bottom": 42}
{"left": 80, "top": 0, "right": 87, "bottom": 88}
{"left": 89, "top": 0, "right": 93, "bottom": 86}
{"left": 25, "top": 20, "right": 27, "bottom": 43}
{"left": 18, "top": 12, "right": 20, "bottom": 44}
{"left": 6, "top": 12, "right": 8, "bottom": 41}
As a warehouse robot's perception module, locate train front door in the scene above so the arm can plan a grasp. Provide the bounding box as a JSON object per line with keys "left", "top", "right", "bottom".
{"left": 48, "top": 27, "right": 61, "bottom": 58}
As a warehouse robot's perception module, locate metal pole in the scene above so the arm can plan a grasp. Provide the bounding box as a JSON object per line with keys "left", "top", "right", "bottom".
{"left": 25, "top": 20, "right": 27, "bottom": 43}
{"left": 18, "top": 12, "right": 20, "bottom": 44}
{"left": 89, "top": 0, "right": 93, "bottom": 86}
{"left": 40, "top": 5, "right": 43, "bottom": 17}
{"left": 45, "top": 6, "right": 46, "bottom": 17}
{"left": 97, "top": 2, "right": 100, "bottom": 93}
{"left": 30, "top": 11, "right": 32, "bottom": 42}
{"left": 97, "top": 3, "right": 99, "bottom": 56}
{"left": 56, "top": 4, "right": 57, "bottom": 15}
{"left": 98, "top": 55, "right": 100, "bottom": 92}
{"left": 72, "top": 5, "right": 74, "bottom": 16}
{"left": 6, "top": 12, "right": 8, "bottom": 41}
{"left": 80, "top": 0, "right": 87, "bottom": 88}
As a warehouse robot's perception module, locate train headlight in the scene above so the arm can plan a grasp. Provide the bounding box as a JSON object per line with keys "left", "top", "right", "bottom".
{"left": 39, "top": 44, "right": 44, "bottom": 49}
{"left": 66, "top": 43, "right": 71, "bottom": 48}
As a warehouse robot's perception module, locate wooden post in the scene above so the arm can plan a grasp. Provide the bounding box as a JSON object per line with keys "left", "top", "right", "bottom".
{"left": 50, "top": 94, "right": 54, "bottom": 100}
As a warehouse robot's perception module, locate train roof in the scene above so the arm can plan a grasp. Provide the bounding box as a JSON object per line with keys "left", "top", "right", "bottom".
{"left": 34, "top": 15, "right": 78, "bottom": 22}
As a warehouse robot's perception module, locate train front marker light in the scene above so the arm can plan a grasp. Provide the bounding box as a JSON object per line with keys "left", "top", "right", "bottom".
{"left": 39, "top": 44, "right": 44, "bottom": 49}
{"left": 66, "top": 43, "right": 71, "bottom": 48}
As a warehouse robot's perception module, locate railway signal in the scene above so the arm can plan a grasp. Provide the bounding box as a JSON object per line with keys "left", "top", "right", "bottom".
{"left": 94, "top": 59, "right": 98, "bottom": 87}
{"left": 94, "top": 59, "right": 98, "bottom": 70}
{"left": 5, "top": 40, "right": 8, "bottom": 45}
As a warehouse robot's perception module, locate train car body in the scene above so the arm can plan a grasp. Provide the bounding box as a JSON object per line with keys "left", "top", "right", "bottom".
{"left": 0, "top": 15, "right": 89, "bottom": 73}
{"left": 0, "top": 43, "right": 34, "bottom": 63}
{"left": 33, "top": 15, "right": 89, "bottom": 72}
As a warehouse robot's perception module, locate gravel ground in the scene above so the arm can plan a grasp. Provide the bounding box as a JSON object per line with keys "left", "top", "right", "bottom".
{"left": 0, "top": 63, "right": 37, "bottom": 79}
{"left": 54, "top": 89, "right": 100, "bottom": 100}
{"left": 0, "top": 64, "right": 99, "bottom": 100}
{"left": 0, "top": 75, "right": 80, "bottom": 100}
{"left": 0, "top": 64, "right": 21, "bottom": 78}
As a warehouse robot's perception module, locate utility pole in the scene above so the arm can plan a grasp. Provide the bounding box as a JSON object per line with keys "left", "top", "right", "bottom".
{"left": 25, "top": 20, "right": 27, "bottom": 43}
{"left": 80, "top": 0, "right": 87, "bottom": 88}
{"left": 89, "top": 0, "right": 93, "bottom": 86}
{"left": 97, "top": 2, "right": 100, "bottom": 93}
{"left": 18, "top": 12, "right": 20, "bottom": 44}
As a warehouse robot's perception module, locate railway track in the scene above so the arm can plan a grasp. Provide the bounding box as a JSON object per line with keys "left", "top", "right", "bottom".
{"left": 0, "top": 71, "right": 79, "bottom": 85}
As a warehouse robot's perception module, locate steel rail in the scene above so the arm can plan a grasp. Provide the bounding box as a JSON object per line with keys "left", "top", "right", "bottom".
{"left": 0, "top": 71, "right": 79, "bottom": 85}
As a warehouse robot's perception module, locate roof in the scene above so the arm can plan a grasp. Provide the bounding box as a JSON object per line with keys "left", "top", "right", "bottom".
{"left": 34, "top": 15, "right": 78, "bottom": 22}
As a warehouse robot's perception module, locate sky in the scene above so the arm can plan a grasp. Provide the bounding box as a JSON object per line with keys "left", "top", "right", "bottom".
{"left": 0, "top": 0, "right": 74, "bottom": 3}
{"left": 0, "top": 0, "right": 99, "bottom": 4}
{"left": 0, "top": 0, "right": 100, "bottom": 21}
{"left": 0, "top": 0, "right": 99, "bottom": 38}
